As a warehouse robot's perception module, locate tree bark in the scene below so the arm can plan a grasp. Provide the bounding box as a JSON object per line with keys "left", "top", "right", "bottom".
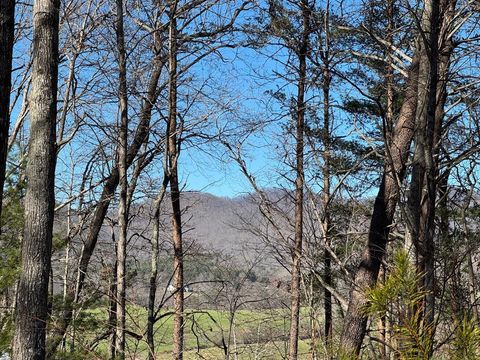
{"left": 380, "top": 2, "right": 395, "bottom": 355}
{"left": 167, "top": 3, "right": 184, "bottom": 359}
{"left": 339, "top": 54, "right": 420, "bottom": 356}
{"left": 289, "top": 1, "right": 310, "bottom": 360}
{"left": 406, "top": 0, "right": 454, "bottom": 351}
{"left": 115, "top": 0, "right": 129, "bottom": 357}
{"left": 340, "top": 0, "right": 455, "bottom": 349}
{"left": 435, "top": 2, "right": 455, "bottom": 320}
{"left": 406, "top": 0, "right": 440, "bottom": 341}
{"left": 0, "top": 0, "right": 15, "bottom": 221}
{"left": 321, "top": 34, "right": 332, "bottom": 354}
{"left": 12, "top": 0, "right": 59, "bottom": 359}
{"left": 288, "top": 2, "right": 309, "bottom": 359}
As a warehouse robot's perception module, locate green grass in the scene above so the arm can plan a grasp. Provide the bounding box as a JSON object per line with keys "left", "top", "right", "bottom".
{"left": 156, "top": 339, "right": 312, "bottom": 359}
{"left": 62, "top": 304, "right": 317, "bottom": 359}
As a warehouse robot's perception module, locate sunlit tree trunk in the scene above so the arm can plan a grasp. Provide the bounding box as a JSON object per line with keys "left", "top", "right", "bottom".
{"left": 12, "top": 0, "right": 59, "bottom": 359}
{"left": 167, "top": 2, "right": 184, "bottom": 359}
{"left": 340, "top": 54, "right": 420, "bottom": 356}
{"left": 288, "top": 2, "right": 309, "bottom": 359}
{"left": 381, "top": 2, "right": 395, "bottom": 356}
{"left": 115, "top": 0, "right": 129, "bottom": 357}
{"left": 321, "top": 34, "right": 332, "bottom": 357}
{"left": 406, "top": 0, "right": 439, "bottom": 339}
{"left": 406, "top": 0, "right": 455, "bottom": 352}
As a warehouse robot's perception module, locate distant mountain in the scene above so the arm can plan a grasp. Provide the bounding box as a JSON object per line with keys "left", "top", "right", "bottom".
{"left": 52, "top": 190, "right": 290, "bottom": 291}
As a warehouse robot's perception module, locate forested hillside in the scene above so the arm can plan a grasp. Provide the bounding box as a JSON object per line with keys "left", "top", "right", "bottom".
{"left": 1, "top": 0, "right": 480, "bottom": 359}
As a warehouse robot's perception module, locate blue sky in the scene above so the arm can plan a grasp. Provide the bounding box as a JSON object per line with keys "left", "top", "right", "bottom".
{"left": 8, "top": 0, "right": 379, "bottom": 202}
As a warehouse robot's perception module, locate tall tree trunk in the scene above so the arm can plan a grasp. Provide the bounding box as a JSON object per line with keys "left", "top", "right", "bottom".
{"left": 321, "top": 53, "right": 332, "bottom": 355}
{"left": 340, "top": 0, "right": 456, "bottom": 352}
{"left": 430, "top": 0, "right": 455, "bottom": 328}
{"left": 406, "top": 0, "right": 454, "bottom": 351}
{"left": 406, "top": 1, "right": 440, "bottom": 346}
{"left": 0, "top": 0, "right": 15, "bottom": 220}
{"left": 320, "top": 0, "right": 332, "bottom": 351}
{"left": 12, "top": 0, "right": 59, "bottom": 359}
{"left": 288, "top": 2, "right": 309, "bottom": 360}
{"left": 167, "top": 3, "right": 184, "bottom": 359}
{"left": 380, "top": 2, "right": 394, "bottom": 355}
{"left": 147, "top": 179, "right": 168, "bottom": 360}
{"left": 340, "top": 54, "right": 420, "bottom": 356}
{"left": 115, "top": 0, "right": 129, "bottom": 357}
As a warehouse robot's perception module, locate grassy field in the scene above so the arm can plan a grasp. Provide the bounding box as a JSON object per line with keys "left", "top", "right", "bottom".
{"left": 71, "top": 305, "right": 316, "bottom": 359}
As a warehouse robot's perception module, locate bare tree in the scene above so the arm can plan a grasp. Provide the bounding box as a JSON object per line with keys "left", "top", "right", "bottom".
{"left": 166, "top": 2, "right": 185, "bottom": 358}
{"left": 0, "top": 0, "right": 15, "bottom": 221}
{"left": 288, "top": 1, "right": 309, "bottom": 359}
{"left": 47, "top": 21, "right": 166, "bottom": 358}
{"left": 12, "top": 0, "right": 60, "bottom": 358}
{"left": 114, "top": 0, "right": 129, "bottom": 357}
{"left": 317, "top": 1, "right": 333, "bottom": 348}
